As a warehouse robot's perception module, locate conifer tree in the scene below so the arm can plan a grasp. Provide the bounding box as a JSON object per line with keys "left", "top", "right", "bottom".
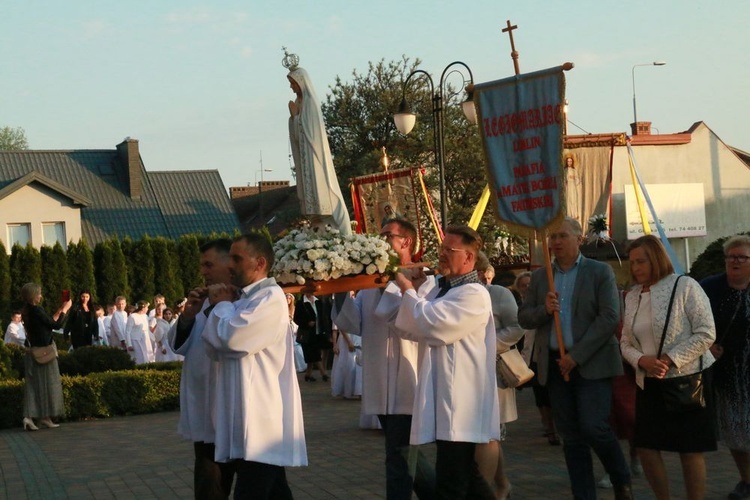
{"left": 166, "top": 238, "right": 186, "bottom": 302}
{"left": 120, "top": 236, "right": 135, "bottom": 298}
{"left": 10, "top": 243, "right": 42, "bottom": 306}
{"left": 41, "top": 243, "right": 70, "bottom": 314}
{"left": 110, "top": 238, "right": 129, "bottom": 301}
{"left": 177, "top": 234, "right": 202, "bottom": 293}
{"left": 67, "top": 239, "right": 97, "bottom": 301}
{"left": 0, "top": 241, "right": 11, "bottom": 320}
{"left": 129, "top": 236, "right": 155, "bottom": 303}
{"left": 94, "top": 240, "right": 116, "bottom": 305}
{"left": 151, "top": 237, "right": 182, "bottom": 306}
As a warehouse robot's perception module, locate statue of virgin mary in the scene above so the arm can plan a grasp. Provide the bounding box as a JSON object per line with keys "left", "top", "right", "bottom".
{"left": 285, "top": 49, "right": 352, "bottom": 235}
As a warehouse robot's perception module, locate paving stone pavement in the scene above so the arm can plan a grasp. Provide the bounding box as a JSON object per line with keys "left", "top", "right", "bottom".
{"left": 0, "top": 374, "right": 740, "bottom": 499}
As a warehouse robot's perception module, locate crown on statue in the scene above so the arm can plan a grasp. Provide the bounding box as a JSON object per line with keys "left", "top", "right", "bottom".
{"left": 282, "top": 47, "right": 299, "bottom": 71}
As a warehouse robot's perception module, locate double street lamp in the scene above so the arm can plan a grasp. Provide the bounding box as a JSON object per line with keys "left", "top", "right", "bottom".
{"left": 632, "top": 61, "right": 666, "bottom": 126}
{"left": 393, "top": 62, "right": 477, "bottom": 227}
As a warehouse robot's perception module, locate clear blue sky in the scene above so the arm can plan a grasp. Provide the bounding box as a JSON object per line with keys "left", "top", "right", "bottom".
{"left": 3, "top": 1, "right": 748, "bottom": 190}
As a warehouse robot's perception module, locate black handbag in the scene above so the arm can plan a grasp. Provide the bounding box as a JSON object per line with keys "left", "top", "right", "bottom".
{"left": 656, "top": 276, "right": 706, "bottom": 413}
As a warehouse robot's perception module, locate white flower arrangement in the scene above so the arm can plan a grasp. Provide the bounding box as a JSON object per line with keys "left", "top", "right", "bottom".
{"left": 272, "top": 224, "right": 399, "bottom": 285}
{"left": 587, "top": 213, "right": 610, "bottom": 243}
{"left": 586, "top": 213, "right": 622, "bottom": 266}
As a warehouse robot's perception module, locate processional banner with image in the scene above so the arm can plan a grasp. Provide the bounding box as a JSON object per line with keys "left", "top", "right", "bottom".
{"left": 350, "top": 168, "right": 439, "bottom": 260}
{"left": 562, "top": 137, "right": 619, "bottom": 230}
{"left": 474, "top": 66, "right": 566, "bottom": 234}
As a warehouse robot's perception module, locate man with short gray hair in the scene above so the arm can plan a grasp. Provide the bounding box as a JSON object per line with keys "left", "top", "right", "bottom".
{"left": 518, "top": 217, "right": 631, "bottom": 500}
{"left": 394, "top": 225, "right": 499, "bottom": 499}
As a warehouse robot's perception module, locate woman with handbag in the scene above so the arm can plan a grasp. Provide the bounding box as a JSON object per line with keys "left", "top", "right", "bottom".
{"left": 620, "top": 235, "right": 716, "bottom": 500}
{"left": 20, "top": 282, "right": 71, "bottom": 431}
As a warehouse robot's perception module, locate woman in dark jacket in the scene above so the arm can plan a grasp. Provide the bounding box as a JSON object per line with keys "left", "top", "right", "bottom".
{"left": 21, "top": 283, "right": 71, "bottom": 431}
{"left": 64, "top": 290, "right": 98, "bottom": 349}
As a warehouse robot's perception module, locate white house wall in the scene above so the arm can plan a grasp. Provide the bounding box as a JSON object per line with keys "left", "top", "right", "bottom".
{"left": 610, "top": 123, "right": 750, "bottom": 271}
{"left": 0, "top": 183, "right": 82, "bottom": 252}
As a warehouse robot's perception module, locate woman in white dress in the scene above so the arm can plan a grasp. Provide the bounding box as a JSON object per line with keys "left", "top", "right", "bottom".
{"left": 154, "top": 308, "right": 182, "bottom": 362}
{"left": 125, "top": 300, "right": 154, "bottom": 365}
{"left": 330, "top": 323, "right": 362, "bottom": 399}
{"left": 286, "top": 293, "right": 307, "bottom": 373}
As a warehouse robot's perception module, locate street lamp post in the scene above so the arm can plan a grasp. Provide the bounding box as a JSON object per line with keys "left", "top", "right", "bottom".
{"left": 632, "top": 61, "right": 666, "bottom": 126}
{"left": 393, "top": 62, "right": 476, "bottom": 228}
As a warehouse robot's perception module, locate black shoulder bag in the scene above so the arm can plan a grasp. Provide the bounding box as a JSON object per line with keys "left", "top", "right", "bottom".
{"left": 656, "top": 275, "right": 706, "bottom": 413}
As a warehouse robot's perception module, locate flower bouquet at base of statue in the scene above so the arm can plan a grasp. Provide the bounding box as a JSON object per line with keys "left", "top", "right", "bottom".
{"left": 272, "top": 222, "right": 400, "bottom": 296}
{"left": 586, "top": 213, "right": 622, "bottom": 265}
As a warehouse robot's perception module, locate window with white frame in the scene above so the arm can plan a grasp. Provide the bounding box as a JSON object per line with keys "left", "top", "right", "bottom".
{"left": 42, "top": 222, "right": 67, "bottom": 249}
{"left": 7, "top": 223, "right": 31, "bottom": 247}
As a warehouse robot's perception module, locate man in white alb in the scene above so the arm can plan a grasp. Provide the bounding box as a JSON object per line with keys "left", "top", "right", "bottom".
{"left": 202, "top": 233, "right": 307, "bottom": 499}
{"left": 336, "top": 218, "right": 436, "bottom": 499}
{"left": 109, "top": 296, "right": 128, "bottom": 350}
{"left": 168, "top": 239, "right": 235, "bottom": 499}
{"left": 394, "top": 225, "right": 499, "bottom": 499}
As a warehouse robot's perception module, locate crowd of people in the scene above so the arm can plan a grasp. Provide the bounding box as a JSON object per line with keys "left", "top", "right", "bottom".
{"left": 6, "top": 287, "right": 186, "bottom": 432}
{"left": 4, "top": 222, "right": 749, "bottom": 500}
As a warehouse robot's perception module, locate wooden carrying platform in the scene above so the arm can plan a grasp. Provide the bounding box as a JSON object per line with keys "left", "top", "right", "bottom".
{"left": 280, "top": 273, "right": 390, "bottom": 296}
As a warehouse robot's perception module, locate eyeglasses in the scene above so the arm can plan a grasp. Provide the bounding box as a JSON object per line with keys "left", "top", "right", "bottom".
{"left": 725, "top": 255, "right": 750, "bottom": 264}
{"left": 380, "top": 232, "right": 406, "bottom": 239}
{"left": 439, "top": 245, "right": 468, "bottom": 254}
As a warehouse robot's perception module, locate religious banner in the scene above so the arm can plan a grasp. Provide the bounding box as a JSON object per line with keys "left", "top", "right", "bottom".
{"left": 474, "top": 66, "right": 566, "bottom": 234}
{"left": 350, "top": 168, "right": 438, "bottom": 259}
{"left": 562, "top": 144, "right": 614, "bottom": 228}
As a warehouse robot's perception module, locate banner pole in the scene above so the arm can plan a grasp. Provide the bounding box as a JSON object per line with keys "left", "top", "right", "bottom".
{"left": 541, "top": 229, "right": 568, "bottom": 382}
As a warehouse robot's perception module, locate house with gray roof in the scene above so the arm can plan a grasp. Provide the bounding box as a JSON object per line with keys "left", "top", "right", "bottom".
{"left": 0, "top": 138, "right": 239, "bottom": 251}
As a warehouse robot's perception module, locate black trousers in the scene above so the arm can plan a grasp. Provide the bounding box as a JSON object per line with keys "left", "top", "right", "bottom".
{"left": 233, "top": 460, "right": 293, "bottom": 500}
{"left": 193, "top": 441, "right": 236, "bottom": 500}
{"left": 435, "top": 440, "right": 495, "bottom": 499}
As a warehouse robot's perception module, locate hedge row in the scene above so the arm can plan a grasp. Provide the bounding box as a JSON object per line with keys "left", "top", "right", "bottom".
{"left": 0, "top": 367, "right": 181, "bottom": 430}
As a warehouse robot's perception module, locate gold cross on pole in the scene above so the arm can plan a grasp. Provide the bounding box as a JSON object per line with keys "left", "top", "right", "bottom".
{"left": 501, "top": 19, "right": 521, "bottom": 76}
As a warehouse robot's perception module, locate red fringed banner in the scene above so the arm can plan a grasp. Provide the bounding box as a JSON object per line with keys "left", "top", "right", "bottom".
{"left": 350, "top": 168, "right": 441, "bottom": 261}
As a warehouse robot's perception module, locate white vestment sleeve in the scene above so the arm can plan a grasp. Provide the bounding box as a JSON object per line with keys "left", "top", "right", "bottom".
{"left": 111, "top": 313, "right": 126, "bottom": 343}
{"left": 333, "top": 293, "right": 362, "bottom": 335}
{"left": 124, "top": 315, "right": 136, "bottom": 348}
{"left": 374, "top": 282, "right": 402, "bottom": 323}
{"left": 203, "top": 291, "right": 288, "bottom": 358}
{"left": 396, "top": 284, "right": 491, "bottom": 347}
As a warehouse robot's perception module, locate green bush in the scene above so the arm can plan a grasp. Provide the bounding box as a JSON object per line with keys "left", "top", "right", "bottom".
{"left": 0, "top": 367, "right": 180, "bottom": 429}
{"left": 690, "top": 231, "right": 750, "bottom": 282}
{"left": 62, "top": 374, "right": 108, "bottom": 419}
{"left": 55, "top": 333, "right": 72, "bottom": 353}
{"left": 3, "top": 343, "right": 26, "bottom": 380}
{"left": 0, "top": 342, "right": 19, "bottom": 380}
{"left": 57, "top": 345, "right": 135, "bottom": 376}
{"left": 0, "top": 342, "right": 177, "bottom": 381}
{"left": 135, "top": 360, "right": 183, "bottom": 372}
{"left": 96, "top": 369, "right": 180, "bottom": 415}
